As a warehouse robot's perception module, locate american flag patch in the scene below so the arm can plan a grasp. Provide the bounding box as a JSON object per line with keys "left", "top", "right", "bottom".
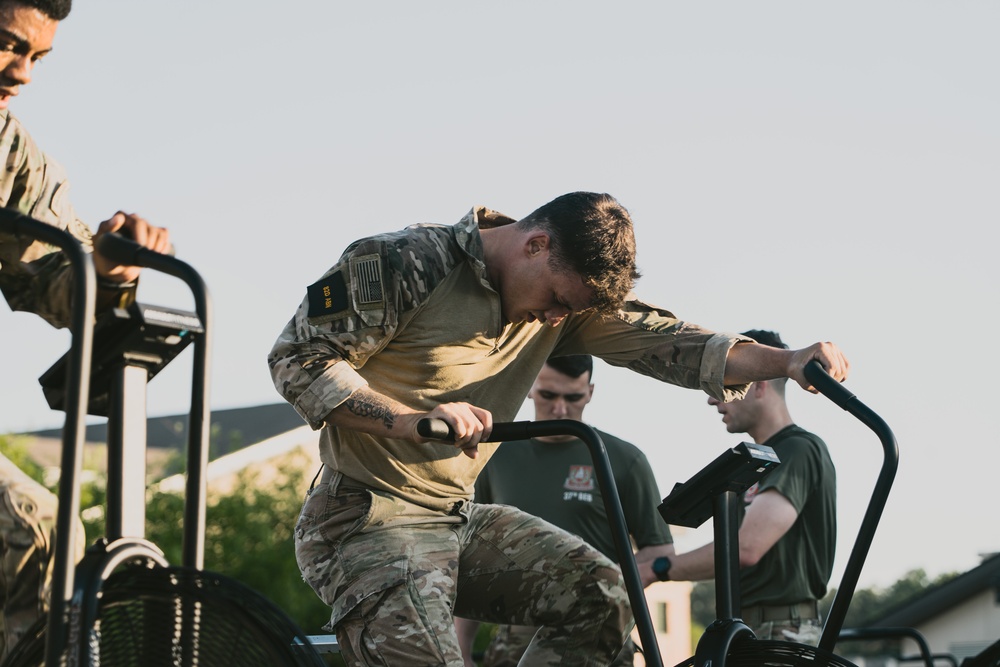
{"left": 353, "top": 255, "right": 383, "bottom": 305}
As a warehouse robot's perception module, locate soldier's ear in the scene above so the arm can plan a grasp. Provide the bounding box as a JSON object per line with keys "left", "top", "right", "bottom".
{"left": 525, "top": 232, "right": 550, "bottom": 258}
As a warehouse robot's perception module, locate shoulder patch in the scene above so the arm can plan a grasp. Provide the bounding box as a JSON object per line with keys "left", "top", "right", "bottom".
{"left": 351, "top": 253, "right": 383, "bottom": 307}
{"left": 307, "top": 270, "right": 349, "bottom": 319}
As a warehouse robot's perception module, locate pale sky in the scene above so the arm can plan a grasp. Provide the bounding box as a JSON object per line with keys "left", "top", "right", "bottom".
{"left": 2, "top": 1, "right": 998, "bottom": 592}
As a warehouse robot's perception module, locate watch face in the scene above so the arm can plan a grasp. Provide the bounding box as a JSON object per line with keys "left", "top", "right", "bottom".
{"left": 654, "top": 557, "right": 671, "bottom": 580}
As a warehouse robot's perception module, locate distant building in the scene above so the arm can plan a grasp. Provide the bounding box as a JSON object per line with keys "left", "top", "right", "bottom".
{"left": 842, "top": 553, "right": 1000, "bottom": 666}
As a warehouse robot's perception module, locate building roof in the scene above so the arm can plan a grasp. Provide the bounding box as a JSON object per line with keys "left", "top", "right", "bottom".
{"left": 868, "top": 553, "right": 1000, "bottom": 628}
{"left": 26, "top": 402, "right": 305, "bottom": 452}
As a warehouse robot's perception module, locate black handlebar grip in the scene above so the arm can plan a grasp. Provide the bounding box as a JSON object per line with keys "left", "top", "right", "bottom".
{"left": 94, "top": 232, "right": 176, "bottom": 267}
{"left": 803, "top": 359, "right": 856, "bottom": 410}
{"left": 417, "top": 418, "right": 455, "bottom": 441}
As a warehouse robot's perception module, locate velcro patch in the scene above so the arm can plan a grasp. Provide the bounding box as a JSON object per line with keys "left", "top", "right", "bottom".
{"left": 307, "top": 270, "right": 349, "bottom": 319}
{"left": 351, "top": 254, "right": 384, "bottom": 307}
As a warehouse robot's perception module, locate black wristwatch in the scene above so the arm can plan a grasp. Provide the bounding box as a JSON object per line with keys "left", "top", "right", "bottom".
{"left": 652, "top": 556, "right": 672, "bottom": 582}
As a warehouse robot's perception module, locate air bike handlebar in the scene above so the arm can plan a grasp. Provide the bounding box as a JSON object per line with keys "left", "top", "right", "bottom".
{"left": 0, "top": 209, "right": 97, "bottom": 667}
{"left": 94, "top": 232, "right": 213, "bottom": 571}
{"left": 803, "top": 360, "right": 899, "bottom": 652}
{"left": 417, "top": 418, "right": 665, "bottom": 667}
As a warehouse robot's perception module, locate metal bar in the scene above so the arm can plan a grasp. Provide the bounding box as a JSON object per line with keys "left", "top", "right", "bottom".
{"left": 105, "top": 365, "right": 149, "bottom": 539}
{"left": 805, "top": 361, "right": 899, "bottom": 653}
{"left": 94, "top": 234, "right": 213, "bottom": 570}
{"left": 0, "top": 210, "right": 97, "bottom": 667}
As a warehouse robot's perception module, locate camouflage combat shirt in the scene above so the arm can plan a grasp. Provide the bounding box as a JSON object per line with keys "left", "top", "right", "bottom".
{"left": 269, "top": 206, "right": 750, "bottom": 512}
{"left": 0, "top": 109, "right": 93, "bottom": 328}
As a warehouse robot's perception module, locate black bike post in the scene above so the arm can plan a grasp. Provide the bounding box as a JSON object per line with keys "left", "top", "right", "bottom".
{"left": 418, "top": 418, "right": 664, "bottom": 667}
{"left": 93, "top": 235, "right": 212, "bottom": 667}
{"left": 0, "top": 210, "right": 97, "bottom": 667}
{"left": 94, "top": 234, "right": 213, "bottom": 571}
{"left": 803, "top": 361, "right": 899, "bottom": 653}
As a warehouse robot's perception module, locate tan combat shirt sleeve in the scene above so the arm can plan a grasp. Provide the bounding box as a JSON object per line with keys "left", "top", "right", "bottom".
{"left": 557, "top": 296, "right": 753, "bottom": 402}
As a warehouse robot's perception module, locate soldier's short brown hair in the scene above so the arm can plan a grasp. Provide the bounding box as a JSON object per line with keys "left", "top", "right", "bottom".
{"left": 519, "top": 192, "right": 640, "bottom": 313}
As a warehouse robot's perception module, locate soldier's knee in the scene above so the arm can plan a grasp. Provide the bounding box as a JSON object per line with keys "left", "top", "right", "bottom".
{"left": 593, "top": 564, "right": 630, "bottom": 612}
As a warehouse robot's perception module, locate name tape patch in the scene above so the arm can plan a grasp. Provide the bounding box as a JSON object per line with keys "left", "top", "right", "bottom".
{"left": 307, "top": 270, "right": 349, "bottom": 319}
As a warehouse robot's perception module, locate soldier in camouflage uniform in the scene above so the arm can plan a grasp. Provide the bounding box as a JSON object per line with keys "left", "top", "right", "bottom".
{"left": 0, "top": 0, "right": 170, "bottom": 659}
{"left": 269, "top": 191, "right": 850, "bottom": 666}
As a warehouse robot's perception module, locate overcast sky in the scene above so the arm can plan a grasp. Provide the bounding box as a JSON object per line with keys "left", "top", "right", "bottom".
{"left": 2, "top": 1, "right": 998, "bottom": 592}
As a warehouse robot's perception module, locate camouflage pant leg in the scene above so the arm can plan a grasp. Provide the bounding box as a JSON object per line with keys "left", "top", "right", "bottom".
{"left": 483, "top": 625, "right": 635, "bottom": 667}
{"left": 455, "top": 503, "right": 632, "bottom": 667}
{"left": 749, "top": 618, "right": 823, "bottom": 646}
{"left": 0, "top": 472, "right": 60, "bottom": 662}
{"left": 481, "top": 624, "right": 534, "bottom": 667}
{"left": 295, "top": 481, "right": 467, "bottom": 667}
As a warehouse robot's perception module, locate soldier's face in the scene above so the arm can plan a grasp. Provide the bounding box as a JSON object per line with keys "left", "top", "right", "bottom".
{"left": 529, "top": 365, "right": 594, "bottom": 423}
{"left": 707, "top": 384, "right": 762, "bottom": 435}
{"left": 501, "top": 233, "right": 594, "bottom": 326}
{"left": 0, "top": 3, "right": 57, "bottom": 110}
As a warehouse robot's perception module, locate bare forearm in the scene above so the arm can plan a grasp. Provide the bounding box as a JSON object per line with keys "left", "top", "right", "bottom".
{"left": 664, "top": 542, "right": 718, "bottom": 582}
{"left": 322, "top": 387, "right": 494, "bottom": 458}
{"left": 723, "top": 342, "right": 792, "bottom": 385}
{"left": 724, "top": 340, "right": 850, "bottom": 390}
{"left": 324, "top": 387, "right": 420, "bottom": 440}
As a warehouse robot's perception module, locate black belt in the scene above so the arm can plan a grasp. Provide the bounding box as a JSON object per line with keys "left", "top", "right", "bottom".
{"left": 741, "top": 600, "right": 819, "bottom": 624}
{"left": 316, "top": 465, "right": 368, "bottom": 492}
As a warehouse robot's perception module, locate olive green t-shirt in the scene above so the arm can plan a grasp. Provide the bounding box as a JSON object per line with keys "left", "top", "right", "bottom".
{"left": 739, "top": 424, "right": 837, "bottom": 606}
{"left": 474, "top": 430, "right": 672, "bottom": 562}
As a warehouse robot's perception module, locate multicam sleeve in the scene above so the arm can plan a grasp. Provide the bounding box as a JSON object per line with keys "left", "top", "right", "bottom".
{"left": 0, "top": 129, "right": 94, "bottom": 328}
{"left": 268, "top": 226, "right": 456, "bottom": 429}
{"left": 267, "top": 242, "right": 395, "bottom": 429}
{"left": 559, "top": 297, "right": 753, "bottom": 403}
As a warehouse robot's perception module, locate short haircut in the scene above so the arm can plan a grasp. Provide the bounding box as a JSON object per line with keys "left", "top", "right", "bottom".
{"left": 740, "top": 329, "right": 788, "bottom": 350}
{"left": 518, "top": 192, "right": 640, "bottom": 314}
{"left": 546, "top": 354, "right": 594, "bottom": 382}
{"left": 7, "top": 0, "right": 71, "bottom": 20}
{"left": 741, "top": 329, "right": 789, "bottom": 393}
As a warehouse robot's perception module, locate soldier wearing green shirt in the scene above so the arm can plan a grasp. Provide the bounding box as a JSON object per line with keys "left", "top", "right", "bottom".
{"left": 456, "top": 354, "right": 674, "bottom": 667}
{"left": 641, "top": 330, "right": 837, "bottom": 646}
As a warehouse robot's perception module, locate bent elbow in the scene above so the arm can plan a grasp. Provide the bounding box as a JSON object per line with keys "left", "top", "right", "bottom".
{"left": 738, "top": 548, "right": 764, "bottom": 568}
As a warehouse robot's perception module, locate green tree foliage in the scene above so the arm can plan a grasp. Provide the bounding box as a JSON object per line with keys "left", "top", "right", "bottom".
{"left": 820, "top": 568, "right": 959, "bottom": 629}
{"left": 154, "top": 451, "right": 330, "bottom": 632}
{"left": 690, "top": 580, "right": 716, "bottom": 631}
{"left": 0, "top": 434, "right": 46, "bottom": 481}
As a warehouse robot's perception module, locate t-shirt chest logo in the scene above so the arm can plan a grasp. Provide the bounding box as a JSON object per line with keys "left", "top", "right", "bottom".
{"left": 564, "top": 465, "right": 595, "bottom": 491}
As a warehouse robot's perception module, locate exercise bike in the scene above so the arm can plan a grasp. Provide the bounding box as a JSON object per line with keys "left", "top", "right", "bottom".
{"left": 422, "top": 358, "right": 898, "bottom": 667}
{"left": 0, "top": 215, "right": 326, "bottom": 666}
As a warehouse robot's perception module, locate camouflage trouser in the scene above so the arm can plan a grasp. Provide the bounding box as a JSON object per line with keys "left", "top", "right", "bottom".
{"left": 295, "top": 474, "right": 632, "bottom": 667}
{"left": 747, "top": 618, "right": 822, "bottom": 646}
{"left": 0, "top": 456, "right": 83, "bottom": 662}
{"left": 483, "top": 624, "right": 637, "bottom": 667}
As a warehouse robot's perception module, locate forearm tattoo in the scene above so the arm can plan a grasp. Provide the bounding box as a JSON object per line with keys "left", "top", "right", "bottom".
{"left": 344, "top": 394, "right": 396, "bottom": 431}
